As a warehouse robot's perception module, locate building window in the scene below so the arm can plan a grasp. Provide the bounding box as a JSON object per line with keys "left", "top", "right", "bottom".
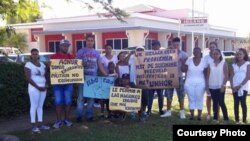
{"left": 105, "top": 38, "right": 128, "bottom": 50}
{"left": 48, "top": 41, "right": 60, "bottom": 52}
{"left": 145, "top": 39, "right": 153, "bottom": 50}
{"left": 76, "top": 40, "right": 86, "bottom": 52}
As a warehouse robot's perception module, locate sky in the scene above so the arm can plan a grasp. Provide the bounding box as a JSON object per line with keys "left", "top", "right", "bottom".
{"left": 39, "top": 0, "right": 250, "bottom": 37}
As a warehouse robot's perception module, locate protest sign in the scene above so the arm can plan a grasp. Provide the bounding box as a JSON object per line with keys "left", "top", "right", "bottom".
{"left": 109, "top": 86, "right": 141, "bottom": 112}
{"left": 84, "top": 76, "right": 115, "bottom": 99}
{"left": 50, "top": 59, "right": 83, "bottom": 84}
{"left": 135, "top": 49, "right": 178, "bottom": 89}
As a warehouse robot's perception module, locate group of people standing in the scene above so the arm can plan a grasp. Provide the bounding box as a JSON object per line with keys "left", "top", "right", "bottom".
{"left": 24, "top": 35, "right": 249, "bottom": 133}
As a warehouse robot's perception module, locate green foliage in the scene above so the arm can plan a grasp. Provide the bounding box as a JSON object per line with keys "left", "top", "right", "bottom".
{"left": 0, "top": 27, "right": 28, "bottom": 51}
{"left": 3, "top": 32, "right": 27, "bottom": 50}
{"left": 0, "top": 0, "right": 17, "bottom": 19}
{"left": 66, "top": 0, "right": 129, "bottom": 22}
{"left": 0, "top": 0, "right": 41, "bottom": 24}
{"left": 0, "top": 62, "right": 78, "bottom": 118}
{"left": 5, "top": 0, "right": 41, "bottom": 24}
{"left": 225, "top": 56, "right": 234, "bottom": 71}
{"left": 0, "top": 62, "right": 29, "bottom": 117}
{"left": 0, "top": 62, "right": 53, "bottom": 117}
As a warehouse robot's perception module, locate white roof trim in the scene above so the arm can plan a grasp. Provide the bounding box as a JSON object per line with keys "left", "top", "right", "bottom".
{"left": 8, "top": 22, "right": 42, "bottom": 29}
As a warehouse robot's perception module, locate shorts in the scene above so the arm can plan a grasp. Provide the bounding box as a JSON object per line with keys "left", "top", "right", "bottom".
{"left": 53, "top": 84, "right": 73, "bottom": 106}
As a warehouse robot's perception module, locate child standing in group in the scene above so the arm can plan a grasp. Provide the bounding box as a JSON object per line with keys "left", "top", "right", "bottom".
{"left": 100, "top": 62, "right": 117, "bottom": 118}
{"left": 114, "top": 73, "right": 136, "bottom": 120}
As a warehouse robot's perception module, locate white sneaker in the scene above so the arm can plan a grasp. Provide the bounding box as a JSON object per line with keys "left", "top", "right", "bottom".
{"left": 206, "top": 115, "right": 211, "bottom": 120}
{"left": 94, "top": 103, "right": 101, "bottom": 108}
{"left": 179, "top": 110, "right": 186, "bottom": 119}
{"left": 160, "top": 110, "right": 172, "bottom": 117}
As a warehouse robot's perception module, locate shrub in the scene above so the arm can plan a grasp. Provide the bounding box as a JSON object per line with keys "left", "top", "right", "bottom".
{"left": 0, "top": 62, "right": 79, "bottom": 118}
{"left": 0, "top": 62, "right": 54, "bottom": 118}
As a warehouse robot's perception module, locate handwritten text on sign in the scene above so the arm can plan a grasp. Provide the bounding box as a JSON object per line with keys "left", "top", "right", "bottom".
{"left": 135, "top": 49, "right": 178, "bottom": 89}
{"left": 50, "top": 59, "right": 83, "bottom": 84}
{"left": 109, "top": 86, "right": 141, "bottom": 112}
{"left": 84, "top": 76, "right": 115, "bottom": 99}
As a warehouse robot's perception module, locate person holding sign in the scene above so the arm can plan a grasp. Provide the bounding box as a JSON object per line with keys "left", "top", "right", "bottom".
{"left": 100, "top": 44, "right": 118, "bottom": 75}
{"left": 50, "top": 39, "right": 75, "bottom": 129}
{"left": 161, "top": 37, "right": 188, "bottom": 119}
{"left": 183, "top": 47, "right": 207, "bottom": 120}
{"left": 113, "top": 73, "right": 136, "bottom": 120}
{"left": 147, "top": 40, "right": 164, "bottom": 116}
{"left": 76, "top": 34, "right": 107, "bottom": 122}
{"left": 24, "top": 48, "right": 50, "bottom": 133}
{"left": 99, "top": 44, "right": 118, "bottom": 118}
{"left": 129, "top": 46, "right": 149, "bottom": 121}
{"left": 230, "top": 48, "right": 250, "bottom": 124}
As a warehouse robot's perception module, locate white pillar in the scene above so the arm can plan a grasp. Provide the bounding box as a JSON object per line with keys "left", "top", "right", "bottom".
{"left": 36, "top": 35, "right": 45, "bottom": 52}
{"left": 218, "top": 39, "right": 224, "bottom": 51}
{"left": 158, "top": 32, "right": 171, "bottom": 48}
{"left": 62, "top": 33, "right": 73, "bottom": 53}
{"left": 225, "top": 40, "right": 233, "bottom": 51}
{"left": 93, "top": 32, "right": 103, "bottom": 50}
{"left": 209, "top": 37, "right": 216, "bottom": 42}
{"left": 126, "top": 30, "right": 148, "bottom": 47}
{"left": 186, "top": 35, "right": 192, "bottom": 56}
{"left": 198, "top": 35, "right": 203, "bottom": 48}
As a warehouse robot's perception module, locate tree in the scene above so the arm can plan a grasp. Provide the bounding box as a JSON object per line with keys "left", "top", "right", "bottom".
{"left": 0, "top": 0, "right": 17, "bottom": 19}
{"left": 65, "top": 0, "right": 129, "bottom": 22}
{"left": 0, "top": 27, "right": 27, "bottom": 51}
{"left": 5, "top": 0, "right": 41, "bottom": 24}
{"left": 1, "top": 0, "right": 128, "bottom": 23}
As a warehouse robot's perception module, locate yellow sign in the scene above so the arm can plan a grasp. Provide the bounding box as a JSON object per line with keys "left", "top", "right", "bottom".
{"left": 109, "top": 86, "right": 141, "bottom": 112}
{"left": 135, "top": 49, "right": 179, "bottom": 89}
{"left": 50, "top": 59, "right": 84, "bottom": 84}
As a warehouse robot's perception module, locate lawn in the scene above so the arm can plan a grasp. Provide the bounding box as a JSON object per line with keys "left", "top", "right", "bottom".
{"left": 8, "top": 89, "right": 250, "bottom": 141}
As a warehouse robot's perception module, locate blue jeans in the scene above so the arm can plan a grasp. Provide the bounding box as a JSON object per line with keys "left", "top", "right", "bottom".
{"left": 147, "top": 89, "right": 163, "bottom": 113}
{"left": 53, "top": 84, "right": 73, "bottom": 106}
{"left": 76, "top": 84, "right": 94, "bottom": 119}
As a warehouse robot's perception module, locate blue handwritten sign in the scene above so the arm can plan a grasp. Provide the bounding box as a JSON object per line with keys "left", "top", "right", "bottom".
{"left": 83, "top": 75, "right": 115, "bottom": 99}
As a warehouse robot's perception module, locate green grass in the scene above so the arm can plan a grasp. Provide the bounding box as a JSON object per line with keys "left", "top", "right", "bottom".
{"left": 8, "top": 90, "right": 250, "bottom": 141}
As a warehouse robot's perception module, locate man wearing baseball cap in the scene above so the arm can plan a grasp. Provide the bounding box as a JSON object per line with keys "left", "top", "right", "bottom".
{"left": 50, "top": 39, "right": 75, "bottom": 128}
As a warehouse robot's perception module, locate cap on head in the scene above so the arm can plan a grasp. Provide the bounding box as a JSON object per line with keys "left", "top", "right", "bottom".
{"left": 122, "top": 73, "right": 130, "bottom": 79}
{"left": 152, "top": 40, "right": 161, "bottom": 46}
{"left": 60, "top": 39, "right": 71, "bottom": 46}
{"left": 136, "top": 46, "right": 145, "bottom": 51}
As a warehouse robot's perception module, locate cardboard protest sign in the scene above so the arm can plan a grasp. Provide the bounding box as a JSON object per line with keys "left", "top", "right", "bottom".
{"left": 84, "top": 76, "right": 115, "bottom": 99}
{"left": 135, "top": 49, "right": 178, "bottom": 89}
{"left": 50, "top": 59, "right": 83, "bottom": 84}
{"left": 109, "top": 86, "right": 141, "bottom": 112}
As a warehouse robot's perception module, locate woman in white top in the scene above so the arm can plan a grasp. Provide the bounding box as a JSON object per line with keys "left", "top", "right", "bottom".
{"left": 206, "top": 49, "right": 229, "bottom": 122}
{"left": 230, "top": 48, "right": 250, "bottom": 124}
{"left": 183, "top": 47, "right": 207, "bottom": 120}
{"left": 203, "top": 41, "right": 218, "bottom": 120}
{"left": 99, "top": 44, "right": 118, "bottom": 118}
{"left": 100, "top": 44, "right": 118, "bottom": 75}
{"left": 24, "top": 48, "right": 50, "bottom": 133}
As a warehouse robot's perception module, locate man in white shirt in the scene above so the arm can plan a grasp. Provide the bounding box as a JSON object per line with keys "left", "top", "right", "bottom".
{"left": 161, "top": 37, "right": 188, "bottom": 119}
